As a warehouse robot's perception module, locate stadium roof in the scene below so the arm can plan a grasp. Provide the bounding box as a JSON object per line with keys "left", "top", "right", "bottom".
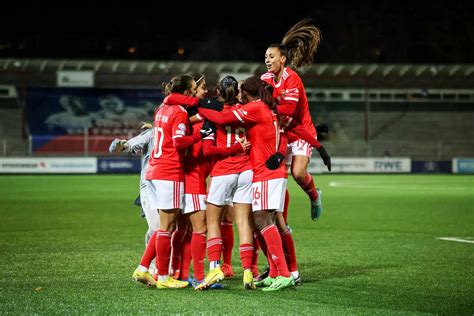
{"left": 1, "top": 59, "right": 474, "bottom": 89}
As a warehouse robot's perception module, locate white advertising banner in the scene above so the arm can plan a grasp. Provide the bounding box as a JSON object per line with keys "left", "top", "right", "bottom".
{"left": 308, "top": 157, "right": 411, "bottom": 173}
{"left": 452, "top": 158, "right": 474, "bottom": 174}
{"left": 57, "top": 71, "right": 94, "bottom": 87}
{"left": 0, "top": 158, "right": 97, "bottom": 173}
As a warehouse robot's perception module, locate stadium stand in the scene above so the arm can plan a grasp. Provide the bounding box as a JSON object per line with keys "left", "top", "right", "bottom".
{"left": 0, "top": 59, "right": 473, "bottom": 160}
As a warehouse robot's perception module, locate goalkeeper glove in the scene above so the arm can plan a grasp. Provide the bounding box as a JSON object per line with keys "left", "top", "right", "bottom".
{"left": 109, "top": 139, "right": 129, "bottom": 153}
{"left": 265, "top": 152, "right": 285, "bottom": 170}
{"left": 317, "top": 146, "right": 331, "bottom": 171}
{"left": 198, "top": 98, "right": 223, "bottom": 111}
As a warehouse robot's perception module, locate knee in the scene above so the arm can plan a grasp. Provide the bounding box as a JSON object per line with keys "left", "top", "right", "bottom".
{"left": 292, "top": 168, "right": 307, "bottom": 184}
{"left": 160, "top": 222, "right": 175, "bottom": 232}
{"left": 193, "top": 223, "right": 207, "bottom": 234}
{"left": 253, "top": 213, "right": 271, "bottom": 231}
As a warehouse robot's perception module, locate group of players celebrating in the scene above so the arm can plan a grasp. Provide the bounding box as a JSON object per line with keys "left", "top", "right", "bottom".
{"left": 109, "top": 19, "right": 331, "bottom": 292}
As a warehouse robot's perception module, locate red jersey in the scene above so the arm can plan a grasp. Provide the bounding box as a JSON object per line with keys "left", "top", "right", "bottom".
{"left": 146, "top": 104, "right": 189, "bottom": 181}
{"left": 261, "top": 67, "right": 317, "bottom": 141}
{"left": 199, "top": 101, "right": 287, "bottom": 182}
{"left": 184, "top": 121, "right": 212, "bottom": 194}
{"left": 210, "top": 105, "right": 252, "bottom": 177}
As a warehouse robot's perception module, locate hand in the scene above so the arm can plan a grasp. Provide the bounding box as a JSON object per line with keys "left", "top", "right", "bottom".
{"left": 316, "top": 123, "right": 329, "bottom": 134}
{"left": 200, "top": 120, "right": 216, "bottom": 138}
{"left": 238, "top": 139, "right": 251, "bottom": 151}
{"left": 109, "top": 139, "right": 129, "bottom": 153}
{"left": 198, "top": 98, "right": 223, "bottom": 111}
{"left": 265, "top": 152, "right": 285, "bottom": 170}
{"left": 317, "top": 146, "right": 331, "bottom": 171}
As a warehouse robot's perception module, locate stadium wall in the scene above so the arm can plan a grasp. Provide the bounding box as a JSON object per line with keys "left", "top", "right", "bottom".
{"left": 1, "top": 157, "right": 472, "bottom": 174}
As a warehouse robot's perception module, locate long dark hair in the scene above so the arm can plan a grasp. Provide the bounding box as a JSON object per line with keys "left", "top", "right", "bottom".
{"left": 240, "top": 76, "right": 275, "bottom": 110}
{"left": 161, "top": 74, "right": 194, "bottom": 96}
{"left": 269, "top": 18, "right": 321, "bottom": 69}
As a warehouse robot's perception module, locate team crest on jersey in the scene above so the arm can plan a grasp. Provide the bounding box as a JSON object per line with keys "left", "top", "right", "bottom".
{"left": 178, "top": 123, "right": 186, "bottom": 131}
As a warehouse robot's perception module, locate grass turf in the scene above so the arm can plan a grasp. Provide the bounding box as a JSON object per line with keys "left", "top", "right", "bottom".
{"left": 0, "top": 174, "right": 473, "bottom": 315}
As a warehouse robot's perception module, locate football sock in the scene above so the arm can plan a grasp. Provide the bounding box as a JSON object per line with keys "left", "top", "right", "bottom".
{"left": 179, "top": 231, "right": 192, "bottom": 280}
{"left": 191, "top": 232, "right": 206, "bottom": 281}
{"left": 139, "top": 230, "right": 158, "bottom": 269}
{"left": 299, "top": 173, "right": 319, "bottom": 201}
{"left": 156, "top": 230, "right": 171, "bottom": 277}
{"left": 239, "top": 243, "right": 254, "bottom": 270}
{"left": 280, "top": 229, "right": 298, "bottom": 272}
{"left": 170, "top": 228, "right": 186, "bottom": 274}
{"left": 260, "top": 225, "right": 290, "bottom": 278}
{"left": 207, "top": 237, "right": 223, "bottom": 269}
{"left": 220, "top": 221, "right": 234, "bottom": 265}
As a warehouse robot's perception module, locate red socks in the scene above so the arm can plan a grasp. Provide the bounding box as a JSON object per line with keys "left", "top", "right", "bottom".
{"left": 239, "top": 243, "right": 254, "bottom": 270}
{"left": 139, "top": 230, "right": 158, "bottom": 268}
{"left": 191, "top": 232, "right": 206, "bottom": 281}
{"left": 207, "top": 237, "right": 223, "bottom": 263}
{"left": 280, "top": 230, "right": 298, "bottom": 272}
{"left": 170, "top": 229, "right": 186, "bottom": 274}
{"left": 260, "top": 225, "right": 290, "bottom": 277}
{"left": 156, "top": 230, "right": 171, "bottom": 276}
{"left": 179, "top": 232, "right": 192, "bottom": 280}
{"left": 299, "top": 173, "right": 318, "bottom": 201}
{"left": 220, "top": 222, "right": 234, "bottom": 265}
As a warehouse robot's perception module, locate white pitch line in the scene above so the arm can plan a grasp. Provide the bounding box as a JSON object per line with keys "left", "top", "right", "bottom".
{"left": 437, "top": 237, "right": 474, "bottom": 244}
{"left": 328, "top": 181, "right": 460, "bottom": 191}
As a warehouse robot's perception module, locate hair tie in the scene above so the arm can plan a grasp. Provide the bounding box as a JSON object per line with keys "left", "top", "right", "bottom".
{"left": 195, "top": 75, "right": 204, "bottom": 84}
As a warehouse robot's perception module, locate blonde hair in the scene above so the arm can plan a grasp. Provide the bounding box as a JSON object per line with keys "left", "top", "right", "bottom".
{"left": 141, "top": 122, "right": 153, "bottom": 129}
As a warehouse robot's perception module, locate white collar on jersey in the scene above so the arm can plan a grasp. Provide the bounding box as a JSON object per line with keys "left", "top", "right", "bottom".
{"left": 274, "top": 67, "right": 288, "bottom": 88}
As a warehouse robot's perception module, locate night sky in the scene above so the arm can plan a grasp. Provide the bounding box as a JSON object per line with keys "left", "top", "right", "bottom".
{"left": 1, "top": 0, "right": 473, "bottom": 63}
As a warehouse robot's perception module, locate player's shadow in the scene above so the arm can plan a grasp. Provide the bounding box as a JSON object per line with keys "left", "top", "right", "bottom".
{"left": 299, "top": 263, "right": 397, "bottom": 283}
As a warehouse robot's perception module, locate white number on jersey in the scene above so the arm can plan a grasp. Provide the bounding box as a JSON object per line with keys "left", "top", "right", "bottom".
{"left": 225, "top": 126, "right": 247, "bottom": 147}
{"left": 153, "top": 127, "right": 164, "bottom": 158}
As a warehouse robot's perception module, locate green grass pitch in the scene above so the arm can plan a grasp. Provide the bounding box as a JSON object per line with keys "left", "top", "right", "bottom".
{"left": 0, "top": 174, "right": 473, "bottom": 314}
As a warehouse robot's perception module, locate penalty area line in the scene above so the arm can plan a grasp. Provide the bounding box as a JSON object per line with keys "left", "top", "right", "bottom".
{"left": 437, "top": 237, "right": 474, "bottom": 244}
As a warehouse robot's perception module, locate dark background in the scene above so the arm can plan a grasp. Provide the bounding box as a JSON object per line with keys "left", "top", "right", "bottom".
{"left": 1, "top": 0, "right": 473, "bottom": 63}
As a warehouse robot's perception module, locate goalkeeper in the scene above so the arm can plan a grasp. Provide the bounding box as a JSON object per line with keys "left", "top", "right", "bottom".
{"left": 109, "top": 124, "right": 159, "bottom": 286}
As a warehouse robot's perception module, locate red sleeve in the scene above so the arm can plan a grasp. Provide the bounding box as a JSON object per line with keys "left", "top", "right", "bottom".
{"left": 277, "top": 132, "right": 288, "bottom": 155}
{"left": 288, "top": 124, "right": 321, "bottom": 149}
{"left": 173, "top": 133, "right": 200, "bottom": 149}
{"left": 202, "top": 139, "right": 243, "bottom": 157}
{"left": 276, "top": 100, "right": 297, "bottom": 117}
{"left": 171, "top": 111, "right": 200, "bottom": 149}
{"left": 164, "top": 93, "right": 199, "bottom": 107}
{"left": 198, "top": 107, "right": 241, "bottom": 125}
